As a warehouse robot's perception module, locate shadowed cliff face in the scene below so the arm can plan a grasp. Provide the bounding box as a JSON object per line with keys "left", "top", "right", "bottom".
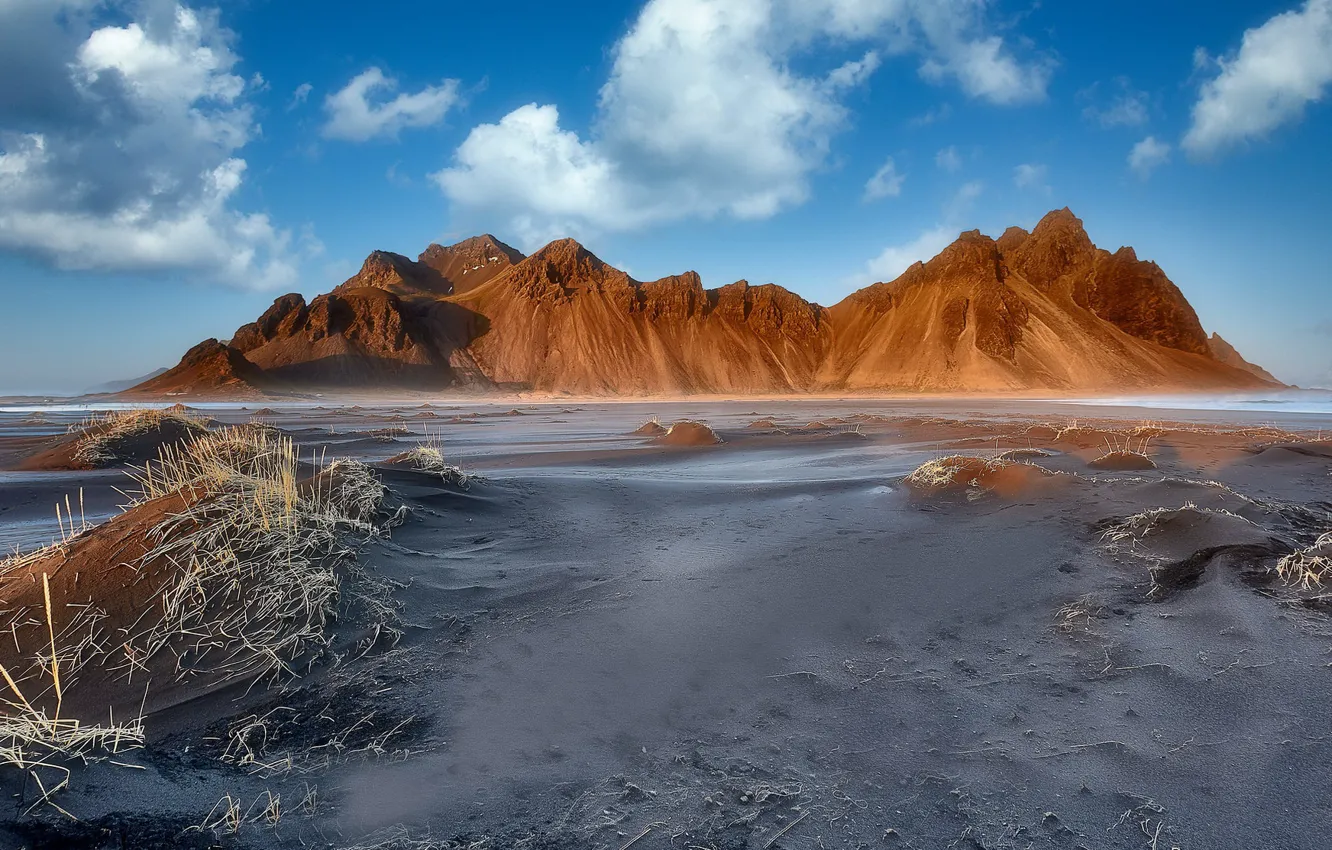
{"left": 136, "top": 209, "right": 1278, "bottom": 396}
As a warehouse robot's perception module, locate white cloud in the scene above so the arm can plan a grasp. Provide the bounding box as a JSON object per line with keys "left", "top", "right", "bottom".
{"left": 863, "top": 224, "right": 955, "bottom": 283}
{"left": 288, "top": 81, "right": 312, "bottom": 110}
{"left": 1184, "top": 0, "right": 1332, "bottom": 157}
{"left": 918, "top": 34, "right": 1052, "bottom": 105}
{"left": 826, "top": 50, "right": 882, "bottom": 89}
{"left": 1013, "top": 162, "right": 1049, "bottom": 193}
{"left": 323, "top": 67, "right": 460, "bottom": 142}
{"left": 935, "top": 145, "right": 962, "bottom": 172}
{"left": 847, "top": 180, "right": 983, "bottom": 288}
{"left": 1128, "top": 136, "right": 1171, "bottom": 179}
{"left": 435, "top": 0, "right": 1051, "bottom": 244}
{"left": 0, "top": 1, "right": 303, "bottom": 288}
{"left": 433, "top": 104, "right": 641, "bottom": 244}
{"left": 863, "top": 156, "right": 904, "bottom": 201}
{"left": 1081, "top": 79, "right": 1149, "bottom": 127}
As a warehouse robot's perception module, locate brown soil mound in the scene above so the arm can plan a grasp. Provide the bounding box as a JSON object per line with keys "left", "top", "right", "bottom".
{"left": 633, "top": 420, "right": 668, "bottom": 437}
{"left": 655, "top": 421, "right": 723, "bottom": 447}
{"left": 904, "top": 455, "right": 1061, "bottom": 499}
{"left": 747, "top": 419, "right": 781, "bottom": 430}
{"left": 17, "top": 416, "right": 206, "bottom": 471}
{"left": 0, "top": 490, "right": 203, "bottom": 719}
{"left": 1088, "top": 451, "right": 1157, "bottom": 471}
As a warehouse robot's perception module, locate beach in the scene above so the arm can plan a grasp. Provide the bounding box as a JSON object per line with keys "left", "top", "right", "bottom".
{"left": 1, "top": 397, "right": 1330, "bottom": 849}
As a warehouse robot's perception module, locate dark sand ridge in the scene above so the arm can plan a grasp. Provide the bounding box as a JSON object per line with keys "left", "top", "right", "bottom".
{"left": 0, "top": 402, "right": 1330, "bottom": 848}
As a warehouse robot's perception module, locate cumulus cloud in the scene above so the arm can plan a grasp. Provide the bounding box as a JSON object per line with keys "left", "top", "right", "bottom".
{"left": 863, "top": 156, "right": 904, "bottom": 201}
{"left": 862, "top": 225, "right": 955, "bottom": 283}
{"left": 847, "top": 180, "right": 984, "bottom": 288}
{"left": 0, "top": 0, "right": 302, "bottom": 288}
{"left": 288, "top": 81, "right": 312, "bottom": 110}
{"left": 935, "top": 145, "right": 962, "bottom": 172}
{"left": 322, "top": 67, "right": 460, "bottom": 142}
{"left": 1128, "top": 136, "right": 1171, "bottom": 178}
{"left": 1184, "top": 0, "right": 1332, "bottom": 157}
{"left": 1080, "top": 78, "right": 1149, "bottom": 127}
{"left": 434, "top": 0, "right": 1050, "bottom": 244}
{"left": 1013, "top": 162, "right": 1050, "bottom": 193}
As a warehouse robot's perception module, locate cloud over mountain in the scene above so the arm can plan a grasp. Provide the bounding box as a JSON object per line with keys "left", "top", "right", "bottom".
{"left": 434, "top": 0, "right": 1051, "bottom": 245}
{"left": 0, "top": 0, "right": 302, "bottom": 288}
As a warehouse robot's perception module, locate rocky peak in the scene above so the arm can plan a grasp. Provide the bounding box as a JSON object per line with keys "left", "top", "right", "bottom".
{"left": 337, "top": 250, "right": 450, "bottom": 298}
{"left": 231, "top": 294, "right": 309, "bottom": 353}
{"left": 419, "top": 234, "right": 525, "bottom": 294}
{"left": 1006, "top": 208, "right": 1096, "bottom": 291}
{"left": 1084, "top": 248, "right": 1210, "bottom": 356}
{"left": 500, "top": 238, "right": 631, "bottom": 302}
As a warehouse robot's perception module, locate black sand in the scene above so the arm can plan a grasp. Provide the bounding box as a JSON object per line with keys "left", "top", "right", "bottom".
{"left": 1, "top": 400, "right": 1330, "bottom": 849}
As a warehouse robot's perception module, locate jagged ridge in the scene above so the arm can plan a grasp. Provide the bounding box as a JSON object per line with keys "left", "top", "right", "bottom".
{"left": 135, "top": 209, "right": 1280, "bottom": 397}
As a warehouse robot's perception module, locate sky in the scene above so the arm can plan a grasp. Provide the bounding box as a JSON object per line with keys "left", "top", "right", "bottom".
{"left": 0, "top": 0, "right": 1330, "bottom": 394}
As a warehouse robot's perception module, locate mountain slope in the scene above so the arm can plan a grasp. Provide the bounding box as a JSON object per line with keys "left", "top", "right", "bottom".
{"left": 1208, "top": 333, "right": 1282, "bottom": 384}
{"left": 132, "top": 210, "right": 1278, "bottom": 397}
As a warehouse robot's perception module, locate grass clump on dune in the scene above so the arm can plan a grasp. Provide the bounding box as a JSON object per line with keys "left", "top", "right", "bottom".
{"left": 0, "top": 574, "right": 145, "bottom": 813}
{"left": 1275, "top": 532, "right": 1332, "bottom": 589}
{"left": 126, "top": 424, "right": 397, "bottom": 683}
{"left": 656, "top": 420, "right": 723, "bottom": 446}
{"left": 904, "top": 455, "right": 1000, "bottom": 493}
{"left": 1088, "top": 433, "right": 1157, "bottom": 471}
{"left": 71, "top": 407, "right": 210, "bottom": 468}
{"left": 387, "top": 428, "right": 477, "bottom": 488}
{"left": 388, "top": 445, "right": 475, "bottom": 488}
{"left": 904, "top": 454, "right": 1059, "bottom": 500}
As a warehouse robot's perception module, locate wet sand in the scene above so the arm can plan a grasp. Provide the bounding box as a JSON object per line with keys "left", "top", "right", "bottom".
{"left": 1, "top": 399, "right": 1330, "bottom": 849}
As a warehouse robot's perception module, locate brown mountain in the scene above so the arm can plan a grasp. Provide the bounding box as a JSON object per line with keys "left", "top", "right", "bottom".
{"left": 125, "top": 339, "right": 274, "bottom": 398}
{"left": 1208, "top": 333, "right": 1281, "bottom": 384}
{"left": 134, "top": 209, "right": 1279, "bottom": 397}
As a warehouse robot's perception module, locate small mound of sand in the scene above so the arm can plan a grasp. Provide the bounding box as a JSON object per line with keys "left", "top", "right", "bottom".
{"left": 904, "top": 455, "right": 1058, "bottom": 499}
{"left": 632, "top": 420, "right": 668, "bottom": 437}
{"left": 19, "top": 409, "right": 209, "bottom": 471}
{"left": 1098, "top": 504, "right": 1276, "bottom": 563}
{"left": 747, "top": 419, "right": 781, "bottom": 430}
{"left": 1088, "top": 451, "right": 1157, "bottom": 471}
{"left": 655, "top": 420, "right": 723, "bottom": 447}
{"left": 385, "top": 446, "right": 474, "bottom": 487}
{"left": 802, "top": 421, "right": 830, "bottom": 431}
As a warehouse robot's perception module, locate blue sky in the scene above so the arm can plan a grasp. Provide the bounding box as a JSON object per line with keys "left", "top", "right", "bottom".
{"left": 1, "top": 0, "right": 1330, "bottom": 394}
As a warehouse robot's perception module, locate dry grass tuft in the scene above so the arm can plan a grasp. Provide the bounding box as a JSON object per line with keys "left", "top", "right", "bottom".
{"left": 1275, "top": 532, "right": 1332, "bottom": 589}
{"left": 71, "top": 407, "right": 209, "bottom": 467}
{"left": 1088, "top": 433, "right": 1157, "bottom": 471}
{"left": 387, "top": 429, "right": 476, "bottom": 488}
{"left": 0, "top": 574, "right": 144, "bottom": 814}
{"left": 904, "top": 455, "right": 998, "bottom": 494}
{"left": 123, "top": 424, "right": 396, "bottom": 683}
{"left": 1098, "top": 503, "right": 1250, "bottom": 546}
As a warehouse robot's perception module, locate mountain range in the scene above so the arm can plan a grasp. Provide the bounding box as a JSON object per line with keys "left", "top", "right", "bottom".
{"left": 127, "top": 209, "right": 1279, "bottom": 398}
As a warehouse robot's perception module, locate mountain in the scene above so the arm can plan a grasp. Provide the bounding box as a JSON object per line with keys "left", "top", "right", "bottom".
{"left": 133, "top": 209, "right": 1279, "bottom": 397}
{"left": 123, "top": 339, "right": 274, "bottom": 398}
{"left": 1208, "top": 333, "right": 1282, "bottom": 384}
{"left": 86, "top": 367, "right": 168, "bottom": 395}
